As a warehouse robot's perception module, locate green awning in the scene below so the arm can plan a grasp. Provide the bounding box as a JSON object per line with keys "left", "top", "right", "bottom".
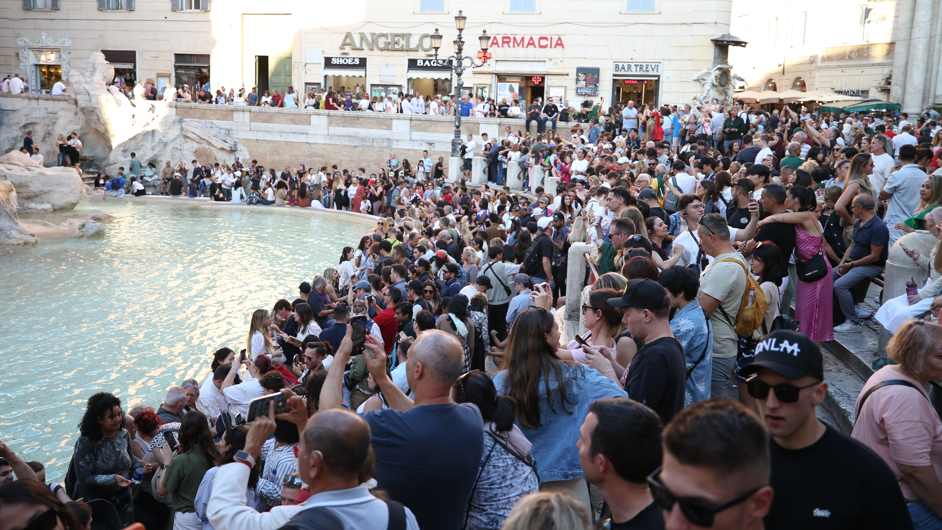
{"left": 817, "top": 99, "right": 901, "bottom": 113}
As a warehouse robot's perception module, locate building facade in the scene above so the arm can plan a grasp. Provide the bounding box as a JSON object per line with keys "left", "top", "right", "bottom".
{"left": 2, "top": 0, "right": 733, "bottom": 108}
{"left": 728, "top": 0, "right": 942, "bottom": 113}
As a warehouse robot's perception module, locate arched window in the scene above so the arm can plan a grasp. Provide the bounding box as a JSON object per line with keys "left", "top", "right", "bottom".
{"left": 764, "top": 79, "right": 777, "bottom": 92}
{"left": 792, "top": 77, "right": 807, "bottom": 92}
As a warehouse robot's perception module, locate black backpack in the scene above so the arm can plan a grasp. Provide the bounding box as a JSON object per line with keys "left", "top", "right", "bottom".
{"left": 522, "top": 234, "right": 547, "bottom": 277}
{"left": 278, "top": 499, "right": 407, "bottom": 530}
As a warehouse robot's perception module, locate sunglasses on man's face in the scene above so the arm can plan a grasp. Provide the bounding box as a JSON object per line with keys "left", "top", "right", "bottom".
{"left": 648, "top": 467, "right": 764, "bottom": 527}
{"left": 745, "top": 375, "right": 818, "bottom": 403}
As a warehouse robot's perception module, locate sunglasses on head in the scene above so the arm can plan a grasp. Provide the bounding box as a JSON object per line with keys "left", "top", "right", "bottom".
{"left": 745, "top": 375, "right": 818, "bottom": 403}
{"left": 283, "top": 474, "right": 303, "bottom": 488}
{"left": 648, "top": 466, "right": 764, "bottom": 527}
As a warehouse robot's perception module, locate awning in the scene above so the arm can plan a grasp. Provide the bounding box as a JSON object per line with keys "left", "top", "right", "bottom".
{"left": 817, "top": 99, "right": 901, "bottom": 113}
{"left": 407, "top": 70, "right": 451, "bottom": 80}
{"left": 323, "top": 69, "right": 365, "bottom": 77}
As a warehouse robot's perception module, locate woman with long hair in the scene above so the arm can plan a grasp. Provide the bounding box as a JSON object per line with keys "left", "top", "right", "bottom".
{"left": 246, "top": 309, "right": 276, "bottom": 359}
{"left": 461, "top": 247, "right": 479, "bottom": 284}
{"left": 422, "top": 280, "right": 441, "bottom": 314}
{"left": 453, "top": 371, "right": 539, "bottom": 529}
{"left": 337, "top": 246, "right": 357, "bottom": 290}
{"left": 896, "top": 176, "right": 942, "bottom": 233}
{"left": 73, "top": 393, "right": 140, "bottom": 526}
{"left": 0, "top": 480, "right": 82, "bottom": 530}
{"left": 157, "top": 411, "right": 217, "bottom": 530}
{"left": 697, "top": 179, "right": 720, "bottom": 214}
{"left": 759, "top": 185, "right": 833, "bottom": 342}
{"left": 835, "top": 153, "right": 875, "bottom": 224}
{"left": 193, "top": 426, "right": 260, "bottom": 530}
{"left": 294, "top": 303, "right": 322, "bottom": 340}
{"left": 620, "top": 207, "right": 648, "bottom": 240}
{"left": 492, "top": 309, "right": 626, "bottom": 510}
{"left": 733, "top": 241, "right": 783, "bottom": 411}
{"left": 558, "top": 288, "right": 626, "bottom": 370}
{"left": 323, "top": 267, "right": 342, "bottom": 303}
{"left": 645, "top": 217, "right": 682, "bottom": 270}
{"left": 436, "top": 295, "right": 476, "bottom": 373}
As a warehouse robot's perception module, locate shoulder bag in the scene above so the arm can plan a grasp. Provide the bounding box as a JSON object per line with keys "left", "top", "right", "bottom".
{"left": 663, "top": 176, "right": 681, "bottom": 213}
{"left": 854, "top": 379, "right": 933, "bottom": 425}
{"left": 483, "top": 262, "right": 512, "bottom": 296}
{"left": 795, "top": 213, "right": 829, "bottom": 283}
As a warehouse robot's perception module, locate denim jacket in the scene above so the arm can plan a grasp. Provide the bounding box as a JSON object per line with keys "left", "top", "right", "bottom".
{"left": 493, "top": 363, "right": 627, "bottom": 483}
{"left": 670, "top": 299, "right": 713, "bottom": 407}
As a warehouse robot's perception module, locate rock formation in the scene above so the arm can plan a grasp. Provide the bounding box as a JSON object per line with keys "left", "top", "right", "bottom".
{"left": 0, "top": 181, "right": 37, "bottom": 245}
{"left": 0, "top": 151, "right": 84, "bottom": 210}
{"left": 69, "top": 52, "right": 249, "bottom": 175}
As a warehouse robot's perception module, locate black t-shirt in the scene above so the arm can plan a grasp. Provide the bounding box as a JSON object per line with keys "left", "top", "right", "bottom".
{"left": 366, "top": 403, "right": 484, "bottom": 530}
{"left": 766, "top": 424, "right": 913, "bottom": 530}
{"left": 498, "top": 104, "right": 510, "bottom": 117}
{"left": 624, "top": 336, "right": 685, "bottom": 424}
{"left": 543, "top": 104, "right": 559, "bottom": 118}
{"left": 527, "top": 233, "right": 554, "bottom": 279}
{"left": 169, "top": 179, "right": 184, "bottom": 195}
{"left": 726, "top": 205, "right": 752, "bottom": 228}
{"left": 649, "top": 206, "right": 668, "bottom": 224}
{"left": 599, "top": 501, "right": 665, "bottom": 529}
{"left": 752, "top": 222, "right": 795, "bottom": 279}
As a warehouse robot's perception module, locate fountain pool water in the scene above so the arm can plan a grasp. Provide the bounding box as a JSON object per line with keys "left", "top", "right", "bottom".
{"left": 0, "top": 200, "right": 375, "bottom": 479}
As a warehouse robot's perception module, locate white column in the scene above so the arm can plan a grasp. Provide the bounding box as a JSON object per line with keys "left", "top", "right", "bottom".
{"left": 564, "top": 243, "right": 593, "bottom": 325}
{"left": 903, "top": 0, "right": 933, "bottom": 112}
{"left": 506, "top": 162, "right": 524, "bottom": 191}
{"left": 531, "top": 166, "right": 545, "bottom": 190}
{"left": 545, "top": 176, "right": 561, "bottom": 198}
{"left": 890, "top": 0, "right": 916, "bottom": 104}
{"left": 471, "top": 157, "right": 487, "bottom": 186}
{"left": 447, "top": 156, "right": 462, "bottom": 182}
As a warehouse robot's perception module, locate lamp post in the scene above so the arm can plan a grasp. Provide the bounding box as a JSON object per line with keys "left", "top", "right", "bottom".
{"left": 429, "top": 11, "right": 490, "bottom": 161}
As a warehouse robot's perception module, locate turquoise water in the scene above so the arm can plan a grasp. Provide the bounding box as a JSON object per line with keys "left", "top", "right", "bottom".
{"left": 0, "top": 201, "right": 373, "bottom": 479}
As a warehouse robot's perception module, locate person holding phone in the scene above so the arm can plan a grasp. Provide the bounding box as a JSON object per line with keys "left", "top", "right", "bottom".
{"left": 157, "top": 411, "right": 218, "bottom": 530}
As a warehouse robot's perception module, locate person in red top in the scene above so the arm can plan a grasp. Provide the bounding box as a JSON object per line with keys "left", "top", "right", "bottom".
{"left": 369, "top": 287, "right": 402, "bottom": 354}
{"left": 271, "top": 90, "right": 283, "bottom": 107}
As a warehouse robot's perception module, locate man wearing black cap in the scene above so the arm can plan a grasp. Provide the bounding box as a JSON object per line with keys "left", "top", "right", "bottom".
{"left": 550, "top": 212, "right": 570, "bottom": 299}
{"left": 459, "top": 275, "right": 491, "bottom": 299}
{"left": 608, "top": 279, "right": 685, "bottom": 423}
{"left": 739, "top": 331, "right": 912, "bottom": 530}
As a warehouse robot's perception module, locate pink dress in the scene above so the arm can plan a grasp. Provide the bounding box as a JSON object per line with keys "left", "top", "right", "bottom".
{"left": 795, "top": 217, "right": 834, "bottom": 342}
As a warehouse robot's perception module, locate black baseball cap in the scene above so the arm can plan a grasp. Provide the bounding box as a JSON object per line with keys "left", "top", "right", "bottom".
{"left": 638, "top": 188, "right": 657, "bottom": 200}
{"left": 738, "top": 330, "right": 824, "bottom": 381}
{"left": 299, "top": 282, "right": 312, "bottom": 294}
{"left": 607, "top": 279, "right": 670, "bottom": 311}
{"left": 475, "top": 276, "right": 492, "bottom": 287}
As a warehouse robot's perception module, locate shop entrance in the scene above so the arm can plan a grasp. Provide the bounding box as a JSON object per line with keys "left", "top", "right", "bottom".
{"left": 255, "top": 56, "right": 269, "bottom": 94}
{"left": 496, "top": 76, "right": 547, "bottom": 105}
{"left": 612, "top": 77, "right": 659, "bottom": 108}
{"left": 101, "top": 50, "right": 137, "bottom": 90}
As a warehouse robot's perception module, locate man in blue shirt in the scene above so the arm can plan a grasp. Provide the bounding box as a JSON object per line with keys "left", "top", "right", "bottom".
{"left": 319, "top": 305, "right": 349, "bottom": 352}
{"left": 440, "top": 264, "right": 461, "bottom": 298}
{"left": 460, "top": 95, "right": 473, "bottom": 117}
{"left": 833, "top": 193, "right": 888, "bottom": 332}
{"left": 307, "top": 278, "right": 336, "bottom": 329}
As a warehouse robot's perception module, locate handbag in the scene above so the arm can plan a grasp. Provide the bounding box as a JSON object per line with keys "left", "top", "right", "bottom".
{"left": 795, "top": 214, "right": 829, "bottom": 283}
{"left": 663, "top": 176, "right": 681, "bottom": 213}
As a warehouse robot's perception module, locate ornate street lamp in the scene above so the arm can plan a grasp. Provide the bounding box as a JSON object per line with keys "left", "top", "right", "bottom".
{"left": 430, "top": 11, "right": 490, "bottom": 159}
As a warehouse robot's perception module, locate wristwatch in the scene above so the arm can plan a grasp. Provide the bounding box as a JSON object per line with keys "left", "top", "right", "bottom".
{"left": 234, "top": 450, "right": 256, "bottom": 467}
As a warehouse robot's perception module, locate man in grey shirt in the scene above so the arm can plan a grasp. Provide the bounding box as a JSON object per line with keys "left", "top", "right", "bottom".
{"left": 880, "top": 145, "right": 925, "bottom": 248}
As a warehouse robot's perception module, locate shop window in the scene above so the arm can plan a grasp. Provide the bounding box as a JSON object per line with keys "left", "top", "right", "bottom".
{"left": 370, "top": 85, "right": 401, "bottom": 98}
{"left": 509, "top": 0, "right": 535, "bottom": 13}
{"left": 171, "top": 0, "right": 210, "bottom": 11}
{"left": 764, "top": 79, "right": 777, "bottom": 92}
{"left": 98, "top": 0, "right": 134, "bottom": 10}
{"left": 174, "top": 54, "right": 210, "bottom": 90}
{"left": 22, "top": 0, "right": 60, "bottom": 9}
{"left": 626, "top": 0, "right": 655, "bottom": 12}
{"left": 419, "top": 0, "right": 443, "bottom": 12}
{"left": 792, "top": 77, "right": 806, "bottom": 92}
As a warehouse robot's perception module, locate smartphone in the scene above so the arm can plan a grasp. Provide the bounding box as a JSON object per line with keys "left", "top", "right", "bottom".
{"left": 239, "top": 349, "right": 246, "bottom": 364}
{"left": 899, "top": 243, "right": 911, "bottom": 253}
{"left": 574, "top": 334, "right": 590, "bottom": 348}
{"left": 247, "top": 393, "right": 290, "bottom": 423}
{"left": 351, "top": 315, "right": 368, "bottom": 357}
{"left": 164, "top": 431, "right": 178, "bottom": 451}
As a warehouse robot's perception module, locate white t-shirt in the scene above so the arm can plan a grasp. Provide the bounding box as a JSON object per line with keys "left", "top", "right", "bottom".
{"left": 870, "top": 153, "right": 895, "bottom": 197}
{"left": 464, "top": 140, "right": 476, "bottom": 159}
{"left": 754, "top": 147, "right": 773, "bottom": 165}
{"left": 131, "top": 180, "right": 144, "bottom": 192}
{"left": 400, "top": 100, "right": 413, "bottom": 114}
{"left": 571, "top": 159, "right": 589, "bottom": 176}
{"left": 671, "top": 172, "right": 698, "bottom": 195}
{"left": 892, "top": 133, "right": 918, "bottom": 158}
{"left": 9, "top": 77, "right": 24, "bottom": 95}
{"left": 51, "top": 81, "right": 66, "bottom": 95}
{"left": 674, "top": 225, "right": 740, "bottom": 271}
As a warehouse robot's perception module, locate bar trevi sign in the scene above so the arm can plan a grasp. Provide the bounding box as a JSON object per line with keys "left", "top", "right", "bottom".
{"left": 340, "top": 32, "right": 434, "bottom": 52}
{"left": 613, "top": 61, "right": 662, "bottom": 74}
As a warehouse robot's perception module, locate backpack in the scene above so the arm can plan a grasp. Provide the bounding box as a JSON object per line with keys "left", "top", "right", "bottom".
{"left": 714, "top": 257, "right": 768, "bottom": 338}
{"left": 278, "top": 499, "right": 406, "bottom": 530}
{"left": 522, "top": 234, "right": 547, "bottom": 277}
{"left": 662, "top": 176, "right": 680, "bottom": 214}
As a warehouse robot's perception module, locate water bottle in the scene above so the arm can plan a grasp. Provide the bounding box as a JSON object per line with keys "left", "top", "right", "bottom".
{"left": 907, "top": 277, "right": 919, "bottom": 297}
{"left": 143, "top": 448, "right": 155, "bottom": 464}
{"left": 744, "top": 287, "right": 756, "bottom": 309}
{"left": 131, "top": 468, "right": 144, "bottom": 485}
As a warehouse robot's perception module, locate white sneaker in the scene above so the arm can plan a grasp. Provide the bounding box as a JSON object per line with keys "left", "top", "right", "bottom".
{"left": 834, "top": 321, "right": 861, "bottom": 333}
{"left": 855, "top": 304, "right": 874, "bottom": 319}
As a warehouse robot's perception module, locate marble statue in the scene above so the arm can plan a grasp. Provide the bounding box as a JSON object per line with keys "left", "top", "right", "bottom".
{"left": 694, "top": 66, "right": 743, "bottom": 106}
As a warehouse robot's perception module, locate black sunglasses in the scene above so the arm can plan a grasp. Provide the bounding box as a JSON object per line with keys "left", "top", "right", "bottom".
{"left": 283, "top": 474, "right": 303, "bottom": 488}
{"left": 648, "top": 466, "right": 764, "bottom": 527}
{"left": 745, "top": 375, "right": 818, "bottom": 404}
{"left": 23, "top": 508, "right": 60, "bottom": 530}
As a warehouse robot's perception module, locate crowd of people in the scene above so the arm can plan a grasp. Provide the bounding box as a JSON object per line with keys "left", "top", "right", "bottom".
{"left": 7, "top": 98, "right": 942, "bottom": 530}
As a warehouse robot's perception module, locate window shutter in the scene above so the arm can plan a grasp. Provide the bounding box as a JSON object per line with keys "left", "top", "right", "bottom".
{"left": 51, "top": 0, "right": 60, "bottom": 8}
{"left": 171, "top": 0, "right": 181, "bottom": 11}
{"left": 22, "top": 0, "right": 33, "bottom": 10}
{"left": 97, "top": 0, "right": 106, "bottom": 9}
{"left": 200, "top": 0, "right": 210, "bottom": 11}
{"left": 126, "top": 0, "right": 134, "bottom": 9}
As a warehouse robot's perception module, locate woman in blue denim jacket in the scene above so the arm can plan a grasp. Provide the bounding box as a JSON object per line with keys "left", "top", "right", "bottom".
{"left": 492, "top": 308, "right": 627, "bottom": 511}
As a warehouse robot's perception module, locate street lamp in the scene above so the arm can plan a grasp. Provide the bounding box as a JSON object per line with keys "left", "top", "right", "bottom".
{"left": 430, "top": 10, "right": 490, "bottom": 160}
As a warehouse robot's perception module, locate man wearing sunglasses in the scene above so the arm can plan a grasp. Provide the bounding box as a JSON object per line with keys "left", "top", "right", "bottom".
{"left": 738, "top": 330, "right": 911, "bottom": 530}
{"left": 654, "top": 400, "right": 773, "bottom": 529}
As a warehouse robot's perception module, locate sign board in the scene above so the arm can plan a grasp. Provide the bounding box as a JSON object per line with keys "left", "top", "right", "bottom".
{"left": 497, "top": 82, "right": 519, "bottom": 102}
{"left": 575, "top": 67, "right": 599, "bottom": 95}
{"left": 612, "top": 61, "right": 662, "bottom": 76}
{"left": 407, "top": 58, "right": 453, "bottom": 70}
{"left": 324, "top": 56, "right": 367, "bottom": 69}
{"left": 494, "top": 60, "right": 547, "bottom": 73}
{"left": 488, "top": 35, "right": 564, "bottom": 49}
{"left": 340, "top": 32, "right": 433, "bottom": 51}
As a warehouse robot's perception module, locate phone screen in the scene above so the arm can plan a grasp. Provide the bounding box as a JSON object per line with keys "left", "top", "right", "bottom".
{"left": 164, "top": 432, "right": 178, "bottom": 451}
{"left": 351, "top": 315, "right": 368, "bottom": 356}
{"left": 247, "top": 393, "right": 289, "bottom": 423}
{"left": 239, "top": 349, "right": 246, "bottom": 363}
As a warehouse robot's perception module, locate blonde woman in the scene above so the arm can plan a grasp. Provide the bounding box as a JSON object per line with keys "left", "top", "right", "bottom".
{"left": 835, "top": 153, "right": 875, "bottom": 224}
{"left": 896, "top": 176, "right": 942, "bottom": 233}
{"left": 620, "top": 207, "right": 648, "bottom": 240}
{"left": 458, "top": 219, "right": 474, "bottom": 246}
{"left": 461, "top": 247, "right": 478, "bottom": 284}
{"left": 322, "top": 268, "right": 342, "bottom": 303}
{"left": 500, "top": 493, "right": 591, "bottom": 530}
{"left": 246, "top": 309, "right": 277, "bottom": 360}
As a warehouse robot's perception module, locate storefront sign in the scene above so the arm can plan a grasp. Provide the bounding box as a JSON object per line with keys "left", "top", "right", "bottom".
{"left": 575, "top": 67, "right": 599, "bottom": 95}
{"left": 324, "top": 56, "right": 367, "bottom": 68}
{"left": 489, "top": 35, "right": 564, "bottom": 49}
{"left": 613, "top": 61, "right": 661, "bottom": 75}
{"left": 835, "top": 89, "right": 865, "bottom": 97}
{"left": 493, "top": 60, "right": 547, "bottom": 73}
{"left": 407, "top": 58, "right": 453, "bottom": 70}
{"left": 340, "top": 32, "right": 433, "bottom": 52}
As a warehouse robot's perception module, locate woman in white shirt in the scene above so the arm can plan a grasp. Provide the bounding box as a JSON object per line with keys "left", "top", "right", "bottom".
{"left": 304, "top": 93, "right": 317, "bottom": 109}
{"left": 130, "top": 177, "right": 146, "bottom": 196}
{"left": 246, "top": 309, "right": 278, "bottom": 359}
{"left": 416, "top": 160, "right": 427, "bottom": 182}
{"left": 375, "top": 98, "right": 387, "bottom": 113}
{"left": 294, "top": 303, "right": 322, "bottom": 340}
{"left": 231, "top": 182, "right": 245, "bottom": 203}
{"left": 429, "top": 97, "right": 441, "bottom": 116}
{"left": 260, "top": 91, "right": 272, "bottom": 107}
{"left": 337, "top": 246, "right": 357, "bottom": 290}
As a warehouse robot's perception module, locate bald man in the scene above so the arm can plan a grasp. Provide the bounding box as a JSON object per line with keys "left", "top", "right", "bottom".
{"left": 208, "top": 406, "right": 419, "bottom": 530}
{"left": 321, "top": 329, "right": 484, "bottom": 530}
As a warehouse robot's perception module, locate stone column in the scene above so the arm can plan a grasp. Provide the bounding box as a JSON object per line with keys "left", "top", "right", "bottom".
{"left": 903, "top": 0, "right": 933, "bottom": 112}
{"left": 531, "top": 166, "right": 545, "bottom": 190}
{"left": 471, "top": 157, "right": 487, "bottom": 186}
{"left": 448, "top": 156, "right": 462, "bottom": 182}
{"left": 890, "top": 0, "right": 916, "bottom": 104}
{"left": 506, "top": 162, "right": 523, "bottom": 191}
{"left": 565, "top": 243, "right": 593, "bottom": 325}
{"left": 545, "top": 176, "right": 561, "bottom": 198}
